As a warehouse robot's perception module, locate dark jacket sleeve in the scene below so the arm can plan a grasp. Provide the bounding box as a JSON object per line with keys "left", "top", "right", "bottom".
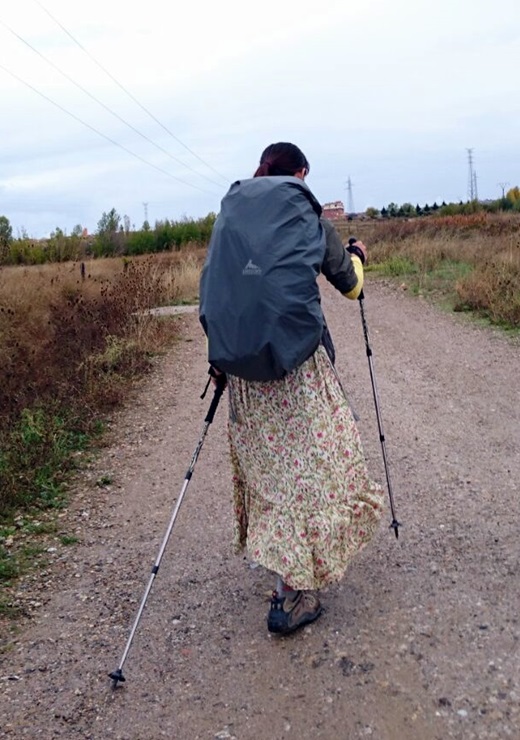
{"left": 320, "top": 218, "right": 359, "bottom": 294}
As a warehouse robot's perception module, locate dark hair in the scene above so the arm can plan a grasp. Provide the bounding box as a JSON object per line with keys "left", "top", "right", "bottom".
{"left": 254, "top": 142, "right": 310, "bottom": 178}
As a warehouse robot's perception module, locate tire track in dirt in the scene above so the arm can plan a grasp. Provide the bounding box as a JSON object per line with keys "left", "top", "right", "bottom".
{"left": 1, "top": 281, "right": 519, "bottom": 739}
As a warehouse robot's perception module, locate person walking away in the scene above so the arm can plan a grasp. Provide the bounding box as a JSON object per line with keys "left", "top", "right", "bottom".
{"left": 199, "top": 142, "right": 384, "bottom": 635}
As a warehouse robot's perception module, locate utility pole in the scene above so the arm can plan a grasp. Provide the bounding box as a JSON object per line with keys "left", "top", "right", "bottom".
{"left": 346, "top": 176, "right": 355, "bottom": 214}
{"left": 498, "top": 182, "right": 510, "bottom": 199}
{"left": 466, "top": 148, "right": 476, "bottom": 201}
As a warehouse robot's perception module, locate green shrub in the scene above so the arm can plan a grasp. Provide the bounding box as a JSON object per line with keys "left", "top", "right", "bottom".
{"left": 127, "top": 230, "right": 155, "bottom": 255}
{"left": 377, "top": 255, "right": 418, "bottom": 276}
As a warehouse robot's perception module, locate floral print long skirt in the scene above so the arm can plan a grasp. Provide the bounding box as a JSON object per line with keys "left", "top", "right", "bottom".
{"left": 228, "top": 345, "right": 384, "bottom": 591}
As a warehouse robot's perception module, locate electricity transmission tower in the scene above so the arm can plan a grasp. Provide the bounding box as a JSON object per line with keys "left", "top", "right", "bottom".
{"left": 498, "top": 182, "right": 510, "bottom": 199}
{"left": 466, "top": 149, "right": 478, "bottom": 201}
{"left": 143, "top": 202, "right": 149, "bottom": 223}
{"left": 346, "top": 176, "right": 355, "bottom": 214}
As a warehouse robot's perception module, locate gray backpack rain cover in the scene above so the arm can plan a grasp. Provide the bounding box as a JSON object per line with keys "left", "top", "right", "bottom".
{"left": 199, "top": 176, "right": 326, "bottom": 381}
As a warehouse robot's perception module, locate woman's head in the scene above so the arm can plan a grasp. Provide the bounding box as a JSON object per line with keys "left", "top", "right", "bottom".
{"left": 254, "top": 142, "right": 309, "bottom": 179}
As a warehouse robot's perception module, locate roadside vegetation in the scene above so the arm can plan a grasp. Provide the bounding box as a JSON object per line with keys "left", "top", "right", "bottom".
{"left": 0, "top": 248, "right": 203, "bottom": 596}
{"left": 336, "top": 213, "right": 520, "bottom": 330}
{"left": 0, "top": 211, "right": 216, "bottom": 265}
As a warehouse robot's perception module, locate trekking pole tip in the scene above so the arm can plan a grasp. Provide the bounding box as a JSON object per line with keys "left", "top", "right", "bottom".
{"left": 390, "top": 519, "right": 401, "bottom": 539}
{"left": 109, "top": 668, "right": 126, "bottom": 688}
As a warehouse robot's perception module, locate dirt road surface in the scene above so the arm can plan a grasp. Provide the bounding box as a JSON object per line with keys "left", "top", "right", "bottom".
{"left": 1, "top": 280, "right": 519, "bottom": 740}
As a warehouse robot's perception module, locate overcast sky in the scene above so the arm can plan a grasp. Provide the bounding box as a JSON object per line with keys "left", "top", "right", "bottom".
{"left": 1, "top": 0, "right": 519, "bottom": 238}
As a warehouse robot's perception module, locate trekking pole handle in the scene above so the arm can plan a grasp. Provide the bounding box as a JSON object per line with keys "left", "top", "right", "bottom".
{"left": 347, "top": 236, "right": 365, "bottom": 299}
{"left": 346, "top": 236, "right": 366, "bottom": 266}
{"left": 204, "top": 371, "right": 227, "bottom": 424}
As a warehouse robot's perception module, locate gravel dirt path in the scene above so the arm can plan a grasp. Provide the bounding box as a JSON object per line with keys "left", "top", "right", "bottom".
{"left": 1, "top": 279, "right": 519, "bottom": 740}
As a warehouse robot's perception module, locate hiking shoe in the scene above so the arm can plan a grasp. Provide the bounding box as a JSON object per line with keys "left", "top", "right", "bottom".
{"left": 267, "top": 590, "right": 322, "bottom": 635}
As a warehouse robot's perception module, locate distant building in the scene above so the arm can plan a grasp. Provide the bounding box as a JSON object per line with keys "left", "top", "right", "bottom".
{"left": 322, "top": 201, "right": 345, "bottom": 221}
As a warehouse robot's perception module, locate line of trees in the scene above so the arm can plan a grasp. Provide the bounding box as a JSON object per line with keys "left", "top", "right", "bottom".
{"left": 0, "top": 210, "right": 217, "bottom": 265}
{"left": 2, "top": 186, "right": 519, "bottom": 265}
{"left": 365, "top": 186, "right": 520, "bottom": 219}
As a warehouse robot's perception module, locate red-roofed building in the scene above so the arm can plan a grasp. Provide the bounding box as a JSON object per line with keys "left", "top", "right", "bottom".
{"left": 322, "top": 201, "right": 345, "bottom": 221}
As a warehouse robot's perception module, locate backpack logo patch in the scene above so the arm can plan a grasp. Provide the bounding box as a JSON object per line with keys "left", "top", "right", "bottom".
{"left": 242, "top": 258, "right": 262, "bottom": 276}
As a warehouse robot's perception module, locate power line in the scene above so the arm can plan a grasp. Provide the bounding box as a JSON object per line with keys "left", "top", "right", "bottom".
{"left": 34, "top": 0, "right": 230, "bottom": 185}
{"left": 0, "top": 61, "right": 220, "bottom": 196}
{"left": 1, "top": 19, "right": 225, "bottom": 190}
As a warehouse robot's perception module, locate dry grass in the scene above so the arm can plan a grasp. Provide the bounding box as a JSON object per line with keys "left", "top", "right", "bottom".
{"left": 0, "top": 248, "right": 206, "bottom": 519}
{"left": 170, "top": 252, "right": 204, "bottom": 304}
{"left": 335, "top": 215, "right": 520, "bottom": 328}
{"left": 335, "top": 212, "right": 520, "bottom": 246}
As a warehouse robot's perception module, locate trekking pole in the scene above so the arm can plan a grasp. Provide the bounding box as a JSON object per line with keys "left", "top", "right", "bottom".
{"left": 348, "top": 238, "right": 401, "bottom": 538}
{"left": 108, "top": 370, "right": 227, "bottom": 687}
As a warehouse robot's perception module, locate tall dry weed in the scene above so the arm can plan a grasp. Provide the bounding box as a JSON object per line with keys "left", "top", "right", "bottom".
{"left": 341, "top": 216, "right": 520, "bottom": 328}
{"left": 454, "top": 236, "right": 520, "bottom": 325}
{"left": 0, "top": 249, "right": 205, "bottom": 516}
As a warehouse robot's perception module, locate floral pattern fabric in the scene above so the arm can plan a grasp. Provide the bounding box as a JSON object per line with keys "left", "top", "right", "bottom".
{"left": 227, "top": 345, "right": 384, "bottom": 591}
